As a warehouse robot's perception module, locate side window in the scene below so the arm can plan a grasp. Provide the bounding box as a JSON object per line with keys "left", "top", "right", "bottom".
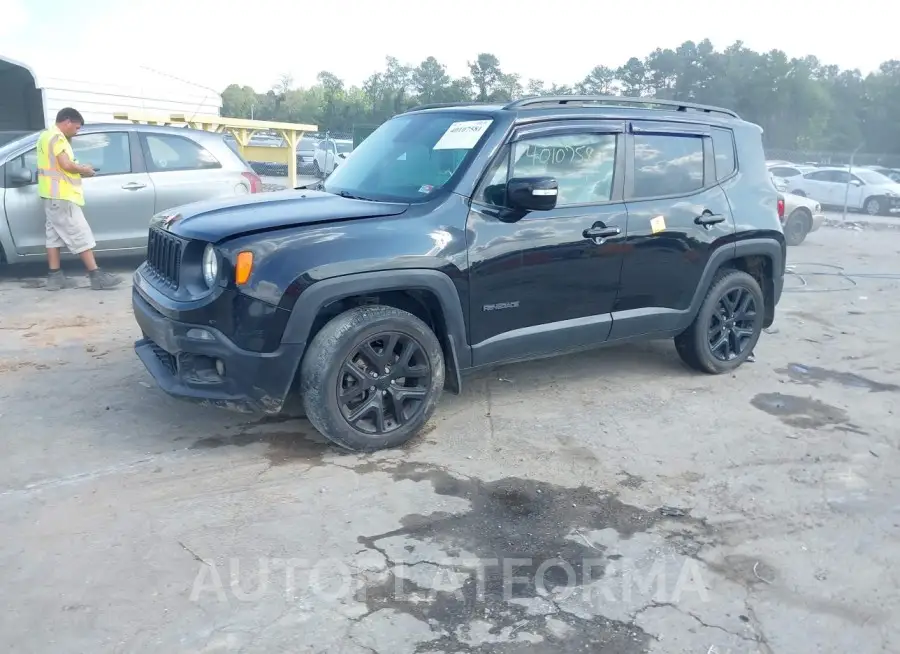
{"left": 711, "top": 127, "right": 736, "bottom": 180}
{"left": 771, "top": 166, "right": 798, "bottom": 178}
{"left": 71, "top": 132, "right": 132, "bottom": 176}
{"left": 475, "top": 146, "right": 511, "bottom": 206}
{"left": 5, "top": 148, "right": 39, "bottom": 185}
{"left": 806, "top": 171, "right": 830, "bottom": 182}
{"left": 512, "top": 133, "right": 617, "bottom": 206}
{"left": 632, "top": 134, "right": 704, "bottom": 198}
{"left": 143, "top": 134, "right": 221, "bottom": 172}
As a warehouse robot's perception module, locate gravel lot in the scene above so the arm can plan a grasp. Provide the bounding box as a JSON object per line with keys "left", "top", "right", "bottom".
{"left": 1, "top": 214, "right": 898, "bottom": 654}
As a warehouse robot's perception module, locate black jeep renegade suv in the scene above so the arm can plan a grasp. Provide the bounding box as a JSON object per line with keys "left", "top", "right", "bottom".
{"left": 132, "top": 95, "right": 785, "bottom": 451}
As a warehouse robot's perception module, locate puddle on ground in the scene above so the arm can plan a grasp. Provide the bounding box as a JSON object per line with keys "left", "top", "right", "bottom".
{"left": 750, "top": 392, "right": 866, "bottom": 433}
{"left": 354, "top": 464, "right": 711, "bottom": 653}
{"left": 778, "top": 363, "right": 899, "bottom": 393}
{"left": 190, "top": 417, "right": 335, "bottom": 466}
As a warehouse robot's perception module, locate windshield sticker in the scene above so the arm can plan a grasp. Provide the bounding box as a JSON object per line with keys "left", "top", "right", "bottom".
{"left": 433, "top": 120, "right": 493, "bottom": 150}
{"left": 418, "top": 184, "right": 434, "bottom": 194}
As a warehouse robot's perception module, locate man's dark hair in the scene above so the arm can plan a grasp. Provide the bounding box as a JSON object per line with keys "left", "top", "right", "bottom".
{"left": 56, "top": 107, "right": 84, "bottom": 125}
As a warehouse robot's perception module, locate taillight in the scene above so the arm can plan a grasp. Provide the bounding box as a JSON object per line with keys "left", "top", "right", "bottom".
{"left": 777, "top": 197, "right": 785, "bottom": 221}
{"left": 241, "top": 171, "right": 263, "bottom": 194}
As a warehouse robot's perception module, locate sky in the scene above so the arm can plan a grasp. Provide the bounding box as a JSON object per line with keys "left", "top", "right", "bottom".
{"left": 2, "top": 0, "right": 898, "bottom": 94}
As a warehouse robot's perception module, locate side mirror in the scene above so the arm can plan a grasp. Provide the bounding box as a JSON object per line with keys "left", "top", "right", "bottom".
{"left": 507, "top": 176, "right": 558, "bottom": 212}
{"left": 850, "top": 179, "right": 862, "bottom": 187}
{"left": 9, "top": 167, "right": 33, "bottom": 185}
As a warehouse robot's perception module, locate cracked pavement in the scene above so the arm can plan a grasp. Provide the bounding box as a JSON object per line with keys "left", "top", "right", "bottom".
{"left": 1, "top": 216, "right": 899, "bottom": 653}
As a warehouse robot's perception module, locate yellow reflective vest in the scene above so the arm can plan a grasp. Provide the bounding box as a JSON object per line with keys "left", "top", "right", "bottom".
{"left": 37, "top": 126, "right": 84, "bottom": 206}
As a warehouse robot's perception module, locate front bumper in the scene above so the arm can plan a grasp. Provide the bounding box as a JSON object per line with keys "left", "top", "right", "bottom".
{"left": 132, "top": 288, "right": 304, "bottom": 414}
{"left": 810, "top": 212, "right": 826, "bottom": 232}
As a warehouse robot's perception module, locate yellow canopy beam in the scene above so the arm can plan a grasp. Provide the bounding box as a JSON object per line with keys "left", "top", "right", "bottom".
{"left": 112, "top": 112, "right": 318, "bottom": 188}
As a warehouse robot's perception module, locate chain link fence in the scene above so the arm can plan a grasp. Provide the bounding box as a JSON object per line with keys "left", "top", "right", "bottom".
{"left": 246, "top": 131, "right": 354, "bottom": 180}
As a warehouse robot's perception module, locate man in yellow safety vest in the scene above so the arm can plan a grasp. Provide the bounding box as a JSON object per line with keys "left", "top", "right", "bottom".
{"left": 37, "top": 107, "right": 121, "bottom": 290}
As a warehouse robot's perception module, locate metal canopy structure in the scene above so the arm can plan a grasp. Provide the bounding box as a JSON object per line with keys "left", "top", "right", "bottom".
{"left": 113, "top": 112, "right": 318, "bottom": 187}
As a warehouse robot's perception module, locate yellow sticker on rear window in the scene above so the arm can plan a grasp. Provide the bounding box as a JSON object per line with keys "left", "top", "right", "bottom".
{"left": 650, "top": 216, "right": 666, "bottom": 234}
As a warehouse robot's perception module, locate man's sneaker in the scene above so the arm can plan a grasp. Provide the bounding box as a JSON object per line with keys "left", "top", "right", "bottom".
{"left": 89, "top": 268, "right": 123, "bottom": 290}
{"left": 46, "top": 269, "right": 68, "bottom": 291}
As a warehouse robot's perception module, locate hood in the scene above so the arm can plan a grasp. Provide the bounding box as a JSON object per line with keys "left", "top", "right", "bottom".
{"left": 157, "top": 190, "right": 410, "bottom": 242}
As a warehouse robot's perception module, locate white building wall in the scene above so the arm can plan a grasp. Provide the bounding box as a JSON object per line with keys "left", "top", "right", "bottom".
{"left": 35, "top": 65, "right": 222, "bottom": 126}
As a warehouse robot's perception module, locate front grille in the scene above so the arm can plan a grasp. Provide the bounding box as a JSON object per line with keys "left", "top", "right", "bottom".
{"left": 146, "top": 227, "right": 184, "bottom": 288}
{"left": 148, "top": 340, "right": 177, "bottom": 375}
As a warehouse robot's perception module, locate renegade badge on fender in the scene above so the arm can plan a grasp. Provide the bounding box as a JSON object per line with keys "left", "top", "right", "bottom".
{"left": 132, "top": 95, "right": 786, "bottom": 452}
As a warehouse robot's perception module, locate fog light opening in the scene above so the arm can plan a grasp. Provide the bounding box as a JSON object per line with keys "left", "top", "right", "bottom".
{"left": 215, "top": 359, "right": 226, "bottom": 377}
{"left": 186, "top": 328, "right": 214, "bottom": 341}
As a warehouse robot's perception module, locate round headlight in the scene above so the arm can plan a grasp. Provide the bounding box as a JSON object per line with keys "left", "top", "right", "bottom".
{"left": 202, "top": 244, "right": 218, "bottom": 287}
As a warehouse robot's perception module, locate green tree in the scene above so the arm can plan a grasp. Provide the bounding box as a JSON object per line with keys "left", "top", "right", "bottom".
{"left": 219, "top": 46, "right": 900, "bottom": 159}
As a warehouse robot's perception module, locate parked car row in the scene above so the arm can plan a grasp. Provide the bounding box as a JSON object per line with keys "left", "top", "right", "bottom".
{"left": 224, "top": 133, "right": 354, "bottom": 179}
{"left": 768, "top": 160, "right": 900, "bottom": 216}
{"left": 775, "top": 186, "right": 825, "bottom": 245}
{"left": 0, "top": 124, "right": 263, "bottom": 265}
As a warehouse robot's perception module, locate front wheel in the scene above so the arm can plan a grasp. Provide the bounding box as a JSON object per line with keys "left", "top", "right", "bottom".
{"left": 864, "top": 196, "right": 883, "bottom": 216}
{"left": 299, "top": 305, "right": 445, "bottom": 452}
{"left": 675, "top": 269, "right": 765, "bottom": 374}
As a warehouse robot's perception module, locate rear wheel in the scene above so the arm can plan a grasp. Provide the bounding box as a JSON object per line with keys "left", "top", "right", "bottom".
{"left": 784, "top": 208, "right": 811, "bottom": 246}
{"left": 300, "top": 305, "right": 445, "bottom": 452}
{"left": 313, "top": 160, "right": 322, "bottom": 178}
{"left": 675, "top": 269, "right": 765, "bottom": 374}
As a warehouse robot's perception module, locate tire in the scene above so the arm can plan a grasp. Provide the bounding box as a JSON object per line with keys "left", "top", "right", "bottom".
{"left": 784, "top": 209, "right": 811, "bottom": 246}
{"left": 313, "top": 160, "right": 322, "bottom": 178}
{"left": 864, "top": 196, "right": 882, "bottom": 216}
{"left": 299, "top": 305, "right": 445, "bottom": 452}
{"left": 674, "top": 269, "right": 765, "bottom": 375}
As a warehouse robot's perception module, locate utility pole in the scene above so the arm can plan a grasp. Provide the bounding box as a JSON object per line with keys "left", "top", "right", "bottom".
{"left": 842, "top": 143, "right": 863, "bottom": 222}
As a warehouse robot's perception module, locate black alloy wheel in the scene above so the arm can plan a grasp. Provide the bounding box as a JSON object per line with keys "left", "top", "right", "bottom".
{"left": 300, "top": 305, "right": 445, "bottom": 451}
{"left": 707, "top": 287, "right": 757, "bottom": 362}
{"left": 674, "top": 268, "right": 765, "bottom": 374}
{"left": 337, "top": 331, "right": 431, "bottom": 435}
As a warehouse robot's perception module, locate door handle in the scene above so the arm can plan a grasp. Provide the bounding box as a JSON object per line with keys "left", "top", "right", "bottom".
{"left": 695, "top": 213, "right": 726, "bottom": 226}
{"left": 122, "top": 182, "right": 147, "bottom": 190}
{"left": 583, "top": 225, "right": 621, "bottom": 239}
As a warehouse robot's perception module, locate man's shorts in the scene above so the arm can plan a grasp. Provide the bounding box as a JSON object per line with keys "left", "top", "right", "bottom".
{"left": 43, "top": 199, "right": 96, "bottom": 255}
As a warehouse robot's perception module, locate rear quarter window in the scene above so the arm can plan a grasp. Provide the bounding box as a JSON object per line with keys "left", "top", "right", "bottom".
{"left": 224, "top": 137, "right": 252, "bottom": 166}
{"left": 711, "top": 127, "right": 736, "bottom": 181}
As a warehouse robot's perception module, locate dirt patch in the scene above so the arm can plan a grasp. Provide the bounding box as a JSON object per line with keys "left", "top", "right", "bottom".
{"left": 750, "top": 392, "right": 866, "bottom": 433}
{"left": 353, "top": 464, "right": 713, "bottom": 653}
{"left": 190, "top": 417, "right": 340, "bottom": 466}
{"left": 777, "top": 363, "right": 899, "bottom": 393}
{"left": 0, "top": 359, "right": 65, "bottom": 373}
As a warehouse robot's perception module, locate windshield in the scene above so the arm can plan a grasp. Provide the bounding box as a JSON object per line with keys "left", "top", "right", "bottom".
{"left": 854, "top": 169, "right": 894, "bottom": 185}
{"left": 324, "top": 112, "right": 495, "bottom": 202}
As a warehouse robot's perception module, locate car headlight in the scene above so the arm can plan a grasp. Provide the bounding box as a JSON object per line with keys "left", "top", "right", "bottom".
{"left": 202, "top": 244, "right": 218, "bottom": 287}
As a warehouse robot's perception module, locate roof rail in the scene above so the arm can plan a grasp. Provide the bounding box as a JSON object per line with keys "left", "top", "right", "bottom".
{"left": 503, "top": 95, "right": 740, "bottom": 119}
{"left": 406, "top": 101, "right": 486, "bottom": 112}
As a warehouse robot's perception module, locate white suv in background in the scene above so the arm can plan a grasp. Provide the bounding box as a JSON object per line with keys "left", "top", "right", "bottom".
{"left": 313, "top": 138, "right": 353, "bottom": 177}
{"left": 783, "top": 167, "right": 900, "bottom": 215}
